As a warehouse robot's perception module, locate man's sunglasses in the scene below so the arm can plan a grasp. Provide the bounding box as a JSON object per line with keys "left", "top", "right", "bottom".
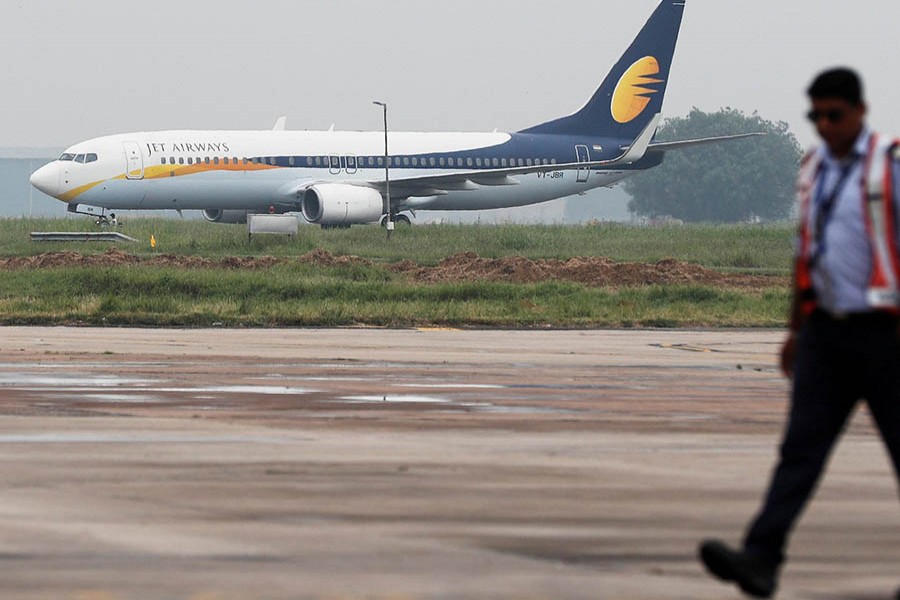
{"left": 807, "top": 109, "right": 848, "bottom": 124}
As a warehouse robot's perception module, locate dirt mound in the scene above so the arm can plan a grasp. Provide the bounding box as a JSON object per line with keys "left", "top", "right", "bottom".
{"left": 391, "top": 252, "right": 785, "bottom": 289}
{"left": 0, "top": 248, "right": 786, "bottom": 288}
{"left": 298, "top": 249, "right": 372, "bottom": 267}
{"left": 0, "top": 248, "right": 281, "bottom": 271}
{"left": 0, "top": 248, "right": 141, "bottom": 269}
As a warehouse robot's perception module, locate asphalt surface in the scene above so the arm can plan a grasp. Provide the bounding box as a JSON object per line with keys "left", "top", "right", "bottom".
{"left": 0, "top": 327, "right": 897, "bottom": 599}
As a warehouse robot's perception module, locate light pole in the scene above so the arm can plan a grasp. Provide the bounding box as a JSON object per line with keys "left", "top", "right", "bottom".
{"left": 372, "top": 101, "right": 393, "bottom": 236}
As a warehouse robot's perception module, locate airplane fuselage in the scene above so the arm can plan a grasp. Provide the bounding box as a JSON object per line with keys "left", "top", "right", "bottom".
{"left": 30, "top": 1, "right": 705, "bottom": 226}
{"left": 33, "top": 129, "right": 650, "bottom": 214}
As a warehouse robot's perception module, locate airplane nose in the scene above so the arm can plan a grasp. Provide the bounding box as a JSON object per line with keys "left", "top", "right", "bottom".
{"left": 30, "top": 162, "right": 60, "bottom": 197}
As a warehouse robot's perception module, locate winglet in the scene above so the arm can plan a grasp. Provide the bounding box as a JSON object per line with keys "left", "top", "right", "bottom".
{"left": 617, "top": 113, "right": 662, "bottom": 164}
{"left": 272, "top": 116, "right": 287, "bottom": 131}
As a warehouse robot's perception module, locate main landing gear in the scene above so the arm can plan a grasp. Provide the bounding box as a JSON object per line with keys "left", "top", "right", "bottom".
{"left": 381, "top": 213, "right": 412, "bottom": 227}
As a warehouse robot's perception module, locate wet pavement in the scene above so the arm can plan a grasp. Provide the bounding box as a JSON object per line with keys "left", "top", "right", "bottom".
{"left": 0, "top": 327, "right": 897, "bottom": 599}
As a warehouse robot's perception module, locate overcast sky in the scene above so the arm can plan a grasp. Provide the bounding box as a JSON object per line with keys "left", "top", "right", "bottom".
{"left": 4, "top": 0, "right": 900, "bottom": 151}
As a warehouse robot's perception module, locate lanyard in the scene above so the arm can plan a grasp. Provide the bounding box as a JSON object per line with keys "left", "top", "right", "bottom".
{"left": 810, "top": 157, "right": 859, "bottom": 267}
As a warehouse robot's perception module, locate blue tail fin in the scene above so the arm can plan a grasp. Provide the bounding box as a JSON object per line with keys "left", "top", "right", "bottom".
{"left": 519, "top": 0, "right": 685, "bottom": 139}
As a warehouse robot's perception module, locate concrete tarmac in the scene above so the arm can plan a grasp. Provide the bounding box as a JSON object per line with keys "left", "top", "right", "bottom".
{"left": 0, "top": 327, "right": 897, "bottom": 599}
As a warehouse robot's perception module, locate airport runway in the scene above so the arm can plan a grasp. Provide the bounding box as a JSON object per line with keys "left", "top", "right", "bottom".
{"left": 0, "top": 327, "right": 897, "bottom": 599}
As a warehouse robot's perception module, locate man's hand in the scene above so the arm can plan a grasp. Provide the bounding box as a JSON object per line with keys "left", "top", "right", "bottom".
{"left": 780, "top": 333, "right": 797, "bottom": 378}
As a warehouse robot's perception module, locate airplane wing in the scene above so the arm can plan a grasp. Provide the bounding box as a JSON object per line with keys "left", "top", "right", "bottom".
{"left": 363, "top": 114, "right": 663, "bottom": 202}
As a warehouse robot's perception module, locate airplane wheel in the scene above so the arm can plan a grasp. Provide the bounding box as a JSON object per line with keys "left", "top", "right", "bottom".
{"left": 381, "top": 214, "right": 412, "bottom": 227}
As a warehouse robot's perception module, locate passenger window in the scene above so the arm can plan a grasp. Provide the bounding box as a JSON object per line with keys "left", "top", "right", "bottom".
{"left": 429, "top": 157, "right": 436, "bottom": 167}
{"left": 467, "top": 158, "right": 473, "bottom": 167}
{"left": 161, "top": 157, "right": 167, "bottom": 165}
{"left": 270, "top": 157, "right": 277, "bottom": 165}
{"left": 501, "top": 158, "right": 508, "bottom": 167}
{"left": 402, "top": 157, "right": 409, "bottom": 166}
{"left": 526, "top": 159, "right": 533, "bottom": 166}
{"left": 492, "top": 158, "right": 499, "bottom": 167}
{"left": 170, "top": 156, "right": 176, "bottom": 164}
{"left": 179, "top": 157, "right": 185, "bottom": 165}
{"left": 411, "top": 157, "right": 418, "bottom": 166}
{"left": 475, "top": 158, "right": 482, "bottom": 167}
{"left": 377, "top": 157, "right": 384, "bottom": 167}
{"left": 439, "top": 157, "right": 445, "bottom": 167}
{"left": 223, "top": 157, "right": 229, "bottom": 165}
{"left": 187, "top": 157, "right": 193, "bottom": 165}
{"left": 288, "top": 157, "right": 295, "bottom": 166}
{"left": 214, "top": 157, "right": 219, "bottom": 165}
{"left": 551, "top": 158, "right": 557, "bottom": 165}
{"left": 205, "top": 157, "right": 211, "bottom": 165}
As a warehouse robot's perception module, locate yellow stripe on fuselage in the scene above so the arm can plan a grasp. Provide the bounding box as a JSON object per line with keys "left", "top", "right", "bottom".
{"left": 58, "top": 163, "right": 282, "bottom": 201}
{"left": 59, "top": 175, "right": 125, "bottom": 202}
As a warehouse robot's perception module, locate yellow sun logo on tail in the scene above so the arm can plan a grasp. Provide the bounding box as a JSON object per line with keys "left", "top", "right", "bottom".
{"left": 611, "top": 56, "right": 664, "bottom": 124}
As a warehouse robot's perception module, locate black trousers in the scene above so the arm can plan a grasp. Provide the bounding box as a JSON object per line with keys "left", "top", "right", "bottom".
{"left": 743, "top": 309, "right": 900, "bottom": 566}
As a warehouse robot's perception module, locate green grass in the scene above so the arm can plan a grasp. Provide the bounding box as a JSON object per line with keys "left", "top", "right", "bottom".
{"left": 0, "top": 219, "right": 793, "bottom": 328}
{"left": 0, "top": 264, "right": 789, "bottom": 328}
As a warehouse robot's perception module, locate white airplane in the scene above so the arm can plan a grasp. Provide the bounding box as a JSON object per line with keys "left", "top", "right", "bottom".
{"left": 30, "top": 0, "right": 756, "bottom": 227}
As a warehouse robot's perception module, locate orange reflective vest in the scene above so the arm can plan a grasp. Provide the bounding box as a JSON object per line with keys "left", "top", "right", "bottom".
{"left": 795, "top": 133, "right": 900, "bottom": 315}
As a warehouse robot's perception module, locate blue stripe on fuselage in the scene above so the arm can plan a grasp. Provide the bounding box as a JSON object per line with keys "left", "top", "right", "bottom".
{"left": 235, "top": 134, "right": 654, "bottom": 172}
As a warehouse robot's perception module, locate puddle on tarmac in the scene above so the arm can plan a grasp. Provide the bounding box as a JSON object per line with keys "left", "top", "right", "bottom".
{"left": 333, "top": 395, "right": 578, "bottom": 415}
{"left": 338, "top": 395, "right": 452, "bottom": 404}
{"left": 397, "top": 383, "right": 507, "bottom": 390}
{"left": 0, "top": 373, "right": 157, "bottom": 388}
{"left": 253, "top": 375, "right": 372, "bottom": 383}
{"left": 150, "top": 386, "right": 316, "bottom": 395}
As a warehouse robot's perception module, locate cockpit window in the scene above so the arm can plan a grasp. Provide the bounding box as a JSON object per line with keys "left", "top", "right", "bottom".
{"left": 59, "top": 153, "right": 76, "bottom": 161}
{"left": 85, "top": 153, "right": 98, "bottom": 163}
{"left": 74, "top": 154, "right": 86, "bottom": 163}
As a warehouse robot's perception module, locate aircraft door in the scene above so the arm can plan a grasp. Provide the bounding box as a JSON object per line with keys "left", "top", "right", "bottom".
{"left": 345, "top": 155, "right": 358, "bottom": 174}
{"left": 123, "top": 141, "right": 144, "bottom": 180}
{"left": 575, "top": 145, "right": 590, "bottom": 183}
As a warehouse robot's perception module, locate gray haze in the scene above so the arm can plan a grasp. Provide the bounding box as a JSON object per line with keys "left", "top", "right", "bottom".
{"left": 5, "top": 0, "right": 900, "bottom": 150}
{"left": 2, "top": 1, "right": 899, "bottom": 223}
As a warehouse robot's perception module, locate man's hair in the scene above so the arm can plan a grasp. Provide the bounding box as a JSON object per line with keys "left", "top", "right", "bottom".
{"left": 807, "top": 68, "right": 864, "bottom": 105}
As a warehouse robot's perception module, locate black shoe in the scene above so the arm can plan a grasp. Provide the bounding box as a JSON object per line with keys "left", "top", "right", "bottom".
{"left": 699, "top": 539, "right": 777, "bottom": 598}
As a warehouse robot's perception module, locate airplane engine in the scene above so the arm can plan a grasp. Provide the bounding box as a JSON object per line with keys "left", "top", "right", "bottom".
{"left": 202, "top": 209, "right": 250, "bottom": 224}
{"left": 301, "top": 184, "right": 383, "bottom": 226}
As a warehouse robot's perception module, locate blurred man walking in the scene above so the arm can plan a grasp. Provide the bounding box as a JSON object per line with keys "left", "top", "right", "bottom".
{"left": 699, "top": 68, "right": 900, "bottom": 598}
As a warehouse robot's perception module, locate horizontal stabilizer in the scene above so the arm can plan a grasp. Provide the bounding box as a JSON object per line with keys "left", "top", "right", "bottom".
{"left": 647, "top": 132, "right": 765, "bottom": 153}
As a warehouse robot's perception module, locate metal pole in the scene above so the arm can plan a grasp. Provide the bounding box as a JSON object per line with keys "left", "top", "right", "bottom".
{"left": 373, "top": 101, "right": 393, "bottom": 237}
